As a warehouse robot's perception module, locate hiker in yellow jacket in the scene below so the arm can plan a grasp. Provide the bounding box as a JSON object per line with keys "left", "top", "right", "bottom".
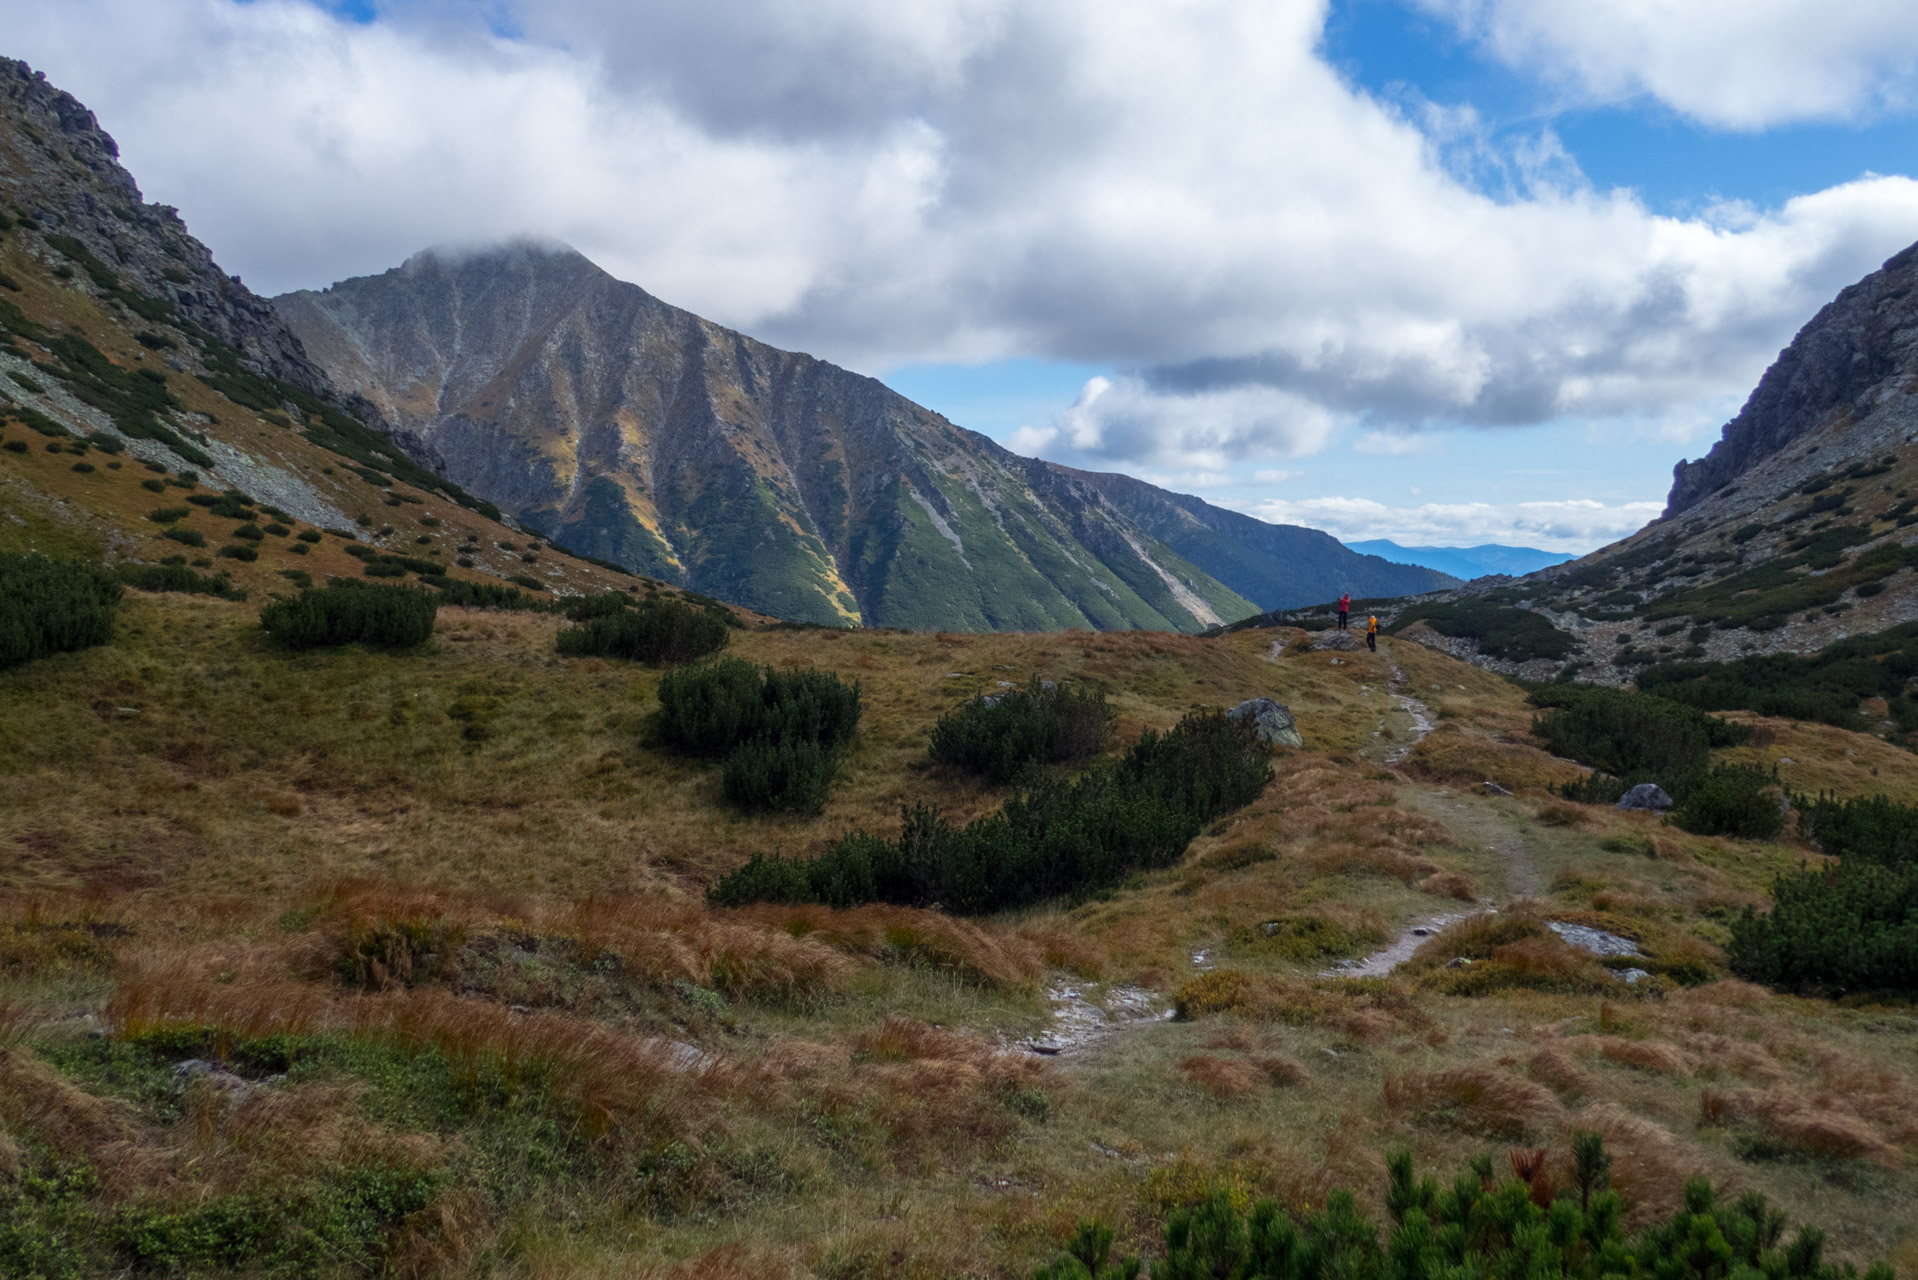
{"left": 1366, "top": 615, "right": 1378, "bottom": 652}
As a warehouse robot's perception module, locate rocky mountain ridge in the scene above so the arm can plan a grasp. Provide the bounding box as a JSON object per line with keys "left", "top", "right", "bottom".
{"left": 275, "top": 244, "right": 1456, "bottom": 630}
{"left": 1, "top": 57, "right": 637, "bottom": 604}
{"left": 1333, "top": 241, "right": 1918, "bottom": 685}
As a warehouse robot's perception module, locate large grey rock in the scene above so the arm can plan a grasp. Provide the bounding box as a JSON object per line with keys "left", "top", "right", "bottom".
{"left": 1310, "top": 629, "right": 1365, "bottom": 652}
{"left": 1616, "top": 783, "right": 1673, "bottom": 812}
{"left": 1227, "top": 697, "right": 1304, "bottom": 748}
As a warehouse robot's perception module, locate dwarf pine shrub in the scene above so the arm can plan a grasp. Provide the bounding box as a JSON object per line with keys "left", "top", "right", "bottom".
{"left": 556, "top": 594, "right": 729, "bottom": 664}
{"left": 1669, "top": 764, "right": 1783, "bottom": 840}
{"left": 930, "top": 678, "right": 1114, "bottom": 783}
{"left": 1730, "top": 792, "right": 1918, "bottom": 994}
{"left": 1043, "top": 1139, "right": 1891, "bottom": 1280}
{"left": 721, "top": 737, "right": 837, "bottom": 814}
{"left": 0, "top": 553, "right": 122, "bottom": 669}
{"left": 115, "top": 563, "right": 246, "bottom": 601}
{"left": 660, "top": 659, "right": 863, "bottom": 812}
{"left": 711, "top": 709, "right": 1269, "bottom": 912}
{"left": 259, "top": 584, "right": 437, "bottom": 650}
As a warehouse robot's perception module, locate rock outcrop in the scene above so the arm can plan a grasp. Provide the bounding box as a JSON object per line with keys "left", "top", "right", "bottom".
{"left": 1667, "top": 241, "right": 1918, "bottom": 516}
{"left": 0, "top": 59, "right": 330, "bottom": 396}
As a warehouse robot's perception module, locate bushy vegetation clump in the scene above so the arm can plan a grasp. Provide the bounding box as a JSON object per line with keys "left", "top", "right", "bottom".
{"left": 929, "top": 678, "right": 1114, "bottom": 783}
{"left": 0, "top": 553, "right": 122, "bottom": 669}
{"left": 1637, "top": 621, "right": 1918, "bottom": 741}
{"left": 556, "top": 594, "right": 730, "bottom": 664}
{"left": 258, "top": 584, "right": 438, "bottom": 651}
{"left": 1529, "top": 685, "right": 1773, "bottom": 835}
{"left": 1730, "top": 792, "right": 1918, "bottom": 994}
{"left": 114, "top": 563, "right": 246, "bottom": 601}
{"left": 711, "top": 708, "right": 1271, "bottom": 912}
{"left": 1530, "top": 684, "right": 1749, "bottom": 781}
{"left": 1393, "top": 600, "right": 1575, "bottom": 663}
{"left": 1034, "top": 1138, "right": 1891, "bottom": 1280}
{"left": 658, "top": 660, "right": 862, "bottom": 813}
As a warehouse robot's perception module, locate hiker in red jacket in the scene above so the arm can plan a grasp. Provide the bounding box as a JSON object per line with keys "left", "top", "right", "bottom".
{"left": 1337, "top": 593, "right": 1351, "bottom": 631}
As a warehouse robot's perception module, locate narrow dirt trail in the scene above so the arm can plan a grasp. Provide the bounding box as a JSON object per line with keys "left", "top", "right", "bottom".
{"left": 1395, "top": 787, "right": 1543, "bottom": 901}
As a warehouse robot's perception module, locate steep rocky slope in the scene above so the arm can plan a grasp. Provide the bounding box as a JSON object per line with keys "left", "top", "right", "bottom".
{"left": 1337, "top": 240, "right": 1918, "bottom": 687}
{"left": 0, "top": 58, "right": 634, "bottom": 602}
{"left": 276, "top": 245, "right": 1455, "bottom": 629}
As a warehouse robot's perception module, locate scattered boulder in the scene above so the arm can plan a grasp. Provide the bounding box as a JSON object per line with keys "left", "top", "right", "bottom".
{"left": 1616, "top": 783, "right": 1673, "bottom": 812}
{"left": 1227, "top": 697, "right": 1304, "bottom": 748}
{"left": 1310, "top": 630, "right": 1365, "bottom": 652}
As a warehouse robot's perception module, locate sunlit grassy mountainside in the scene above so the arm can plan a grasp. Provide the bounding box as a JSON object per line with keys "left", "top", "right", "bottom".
{"left": 274, "top": 245, "right": 1456, "bottom": 631}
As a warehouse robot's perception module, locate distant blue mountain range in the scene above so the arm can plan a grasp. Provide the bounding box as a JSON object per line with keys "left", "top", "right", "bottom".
{"left": 1342, "top": 540, "right": 1576, "bottom": 581}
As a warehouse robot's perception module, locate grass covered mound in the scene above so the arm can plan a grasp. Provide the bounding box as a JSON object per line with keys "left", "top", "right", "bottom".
{"left": 1637, "top": 622, "right": 1918, "bottom": 742}
{"left": 929, "top": 677, "right": 1114, "bottom": 783}
{"left": 1730, "top": 793, "right": 1918, "bottom": 994}
{"left": 259, "top": 584, "right": 439, "bottom": 651}
{"left": 659, "top": 660, "right": 862, "bottom": 813}
{"left": 1035, "top": 1138, "right": 1892, "bottom": 1280}
{"left": 711, "top": 708, "right": 1272, "bottom": 912}
{"left": 1394, "top": 600, "right": 1574, "bottom": 663}
{"left": 556, "top": 593, "right": 730, "bottom": 664}
{"left": 0, "top": 553, "right": 122, "bottom": 669}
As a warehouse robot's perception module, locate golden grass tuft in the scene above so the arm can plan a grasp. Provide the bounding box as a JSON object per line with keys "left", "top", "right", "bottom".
{"left": 1526, "top": 1046, "right": 1597, "bottom": 1099}
{"left": 1179, "top": 1054, "right": 1265, "bottom": 1098}
{"left": 1700, "top": 1088, "right": 1900, "bottom": 1166}
{"left": 1572, "top": 1036, "right": 1694, "bottom": 1077}
{"left": 1417, "top": 871, "right": 1476, "bottom": 901}
{"left": 1564, "top": 1103, "right": 1695, "bottom": 1224}
{"left": 737, "top": 903, "right": 1044, "bottom": 990}
{"left": 1383, "top": 1066, "right": 1563, "bottom": 1140}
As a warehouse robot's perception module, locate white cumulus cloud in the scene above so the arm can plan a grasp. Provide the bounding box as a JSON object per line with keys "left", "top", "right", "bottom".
{"left": 1232, "top": 495, "right": 1663, "bottom": 552}
{"left": 1416, "top": 0, "right": 1918, "bottom": 129}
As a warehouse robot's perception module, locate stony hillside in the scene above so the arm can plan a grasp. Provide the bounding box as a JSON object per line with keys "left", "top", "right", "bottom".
{"left": 275, "top": 244, "right": 1455, "bottom": 629}
{"left": 1339, "top": 240, "right": 1918, "bottom": 689}
{"left": 0, "top": 58, "right": 646, "bottom": 604}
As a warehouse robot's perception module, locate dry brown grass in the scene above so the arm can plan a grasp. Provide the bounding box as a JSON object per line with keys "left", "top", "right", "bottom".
{"left": 1173, "top": 970, "right": 1419, "bottom": 1042}
{"left": 1179, "top": 1054, "right": 1265, "bottom": 1098}
{"left": 1384, "top": 1065, "right": 1564, "bottom": 1140}
{"left": 1701, "top": 1088, "right": 1901, "bottom": 1166}
{"left": 1526, "top": 1046, "right": 1598, "bottom": 1099}
{"left": 1572, "top": 1036, "right": 1695, "bottom": 1076}
{"left": 1565, "top": 1103, "right": 1696, "bottom": 1224}
{"left": 1417, "top": 871, "right": 1476, "bottom": 901}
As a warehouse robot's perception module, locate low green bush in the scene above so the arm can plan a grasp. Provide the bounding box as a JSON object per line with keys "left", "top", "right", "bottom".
{"left": 711, "top": 708, "right": 1269, "bottom": 913}
{"left": 161, "top": 527, "right": 205, "bottom": 548}
{"left": 145, "top": 506, "right": 189, "bottom": 523}
{"left": 1034, "top": 1138, "right": 1891, "bottom": 1280}
{"left": 259, "top": 585, "right": 438, "bottom": 650}
{"left": 1530, "top": 684, "right": 1748, "bottom": 781}
{"left": 217, "top": 544, "right": 258, "bottom": 562}
{"left": 556, "top": 595, "right": 729, "bottom": 664}
{"left": 1669, "top": 764, "right": 1783, "bottom": 840}
{"left": 721, "top": 737, "right": 838, "bottom": 814}
{"left": 659, "top": 660, "right": 861, "bottom": 758}
{"left": 929, "top": 678, "right": 1114, "bottom": 783}
{"left": 1797, "top": 792, "right": 1918, "bottom": 868}
{"left": 0, "top": 553, "right": 122, "bottom": 669}
{"left": 115, "top": 564, "right": 246, "bottom": 601}
{"left": 1636, "top": 621, "right": 1918, "bottom": 737}
{"left": 1393, "top": 599, "right": 1575, "bottom": 662}
{"left": 1730, "top": 862, "right": 1918, "bottom": 995}
{"left": 296, "top": 528, "right": 322, "bottom": 543}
